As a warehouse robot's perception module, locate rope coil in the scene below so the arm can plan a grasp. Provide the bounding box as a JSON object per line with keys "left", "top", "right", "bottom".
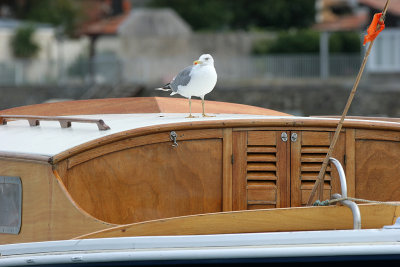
{"left": 313, "top": 197, "right": 400, "bottom": 206}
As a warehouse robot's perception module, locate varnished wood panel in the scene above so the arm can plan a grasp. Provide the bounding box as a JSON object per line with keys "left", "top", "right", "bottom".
{"left": 0, "top": 97, "right": 290, "bottom": 117}
{"left": 277, "top": 131, "right": 289, "bottom": 208}
{"left": 355, "top": 129, "right": 400, "bottom": 142}
{"left": 290, "top": 131, "right": 302, "bottom": 206}
{"left": 222, "top": 128, "right": 233, "bottom": 211}
{"left": 64, "top": 139, "right": 223, "bottom": 224}
{"left": 355, "top": 139, "right": 400, "bottom": 201}
{"left": 75, "top": 204, "right": 399, "bottom": 239}
{"left": 345, "top": 129, "right": 356, "bottom": 197}
{"left": 67, "top": 129, "right": 223, "bottom": 168}
{"left": 232, "top": 131, "right": 247, "bottom": 210}
{"left": 301, "top": 131, "right": 331, "bottom": 146}
{"left": 247, "top": 181, "right": 276, "bottom": 204}
{"left": 0, "top": 159, "right": 110, "bottom": 245}
{"left": 247, "top": 131, "right": 277, "bottom": 146}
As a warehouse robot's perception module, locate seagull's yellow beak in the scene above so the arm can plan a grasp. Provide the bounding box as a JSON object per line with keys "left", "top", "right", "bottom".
{"left": 193, "top": 60, "right": 202, "bottom": 65}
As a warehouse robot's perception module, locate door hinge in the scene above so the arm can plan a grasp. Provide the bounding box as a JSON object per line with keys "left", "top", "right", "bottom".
{"left": 231, "top": 154, "right": 234, "bottom": 164}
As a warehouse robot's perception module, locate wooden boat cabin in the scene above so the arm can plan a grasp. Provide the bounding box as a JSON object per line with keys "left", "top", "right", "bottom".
{"left": 1, "top": 97, "right": 400, "bottom": 245}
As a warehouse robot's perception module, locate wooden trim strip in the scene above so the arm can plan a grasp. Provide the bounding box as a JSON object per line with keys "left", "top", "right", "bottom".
{"left": 73, "top": 204, "right": 399, "bottom": 239}
{"left": 0, "top": 115, "right": 110, "bottom": 131}
{"left": 222, "top": 128, "right": 233, "bottom": 211}
{"left": 0, "top": 152, "right": 51, "bottom": 163}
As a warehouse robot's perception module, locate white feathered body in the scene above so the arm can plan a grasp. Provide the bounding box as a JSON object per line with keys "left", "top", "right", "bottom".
{"left": 174, "top": 64, "right": 217, "bottom": 99}
{"left": 156, "top": 54, "right": 218, "bottom": 101}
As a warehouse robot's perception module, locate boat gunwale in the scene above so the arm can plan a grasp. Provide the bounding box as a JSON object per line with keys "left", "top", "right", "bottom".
{"left": 49, "top": 116, "right": 400, "bottom": 164}
{"left": 2, "top": 115, "right": 400, "bottom": 163}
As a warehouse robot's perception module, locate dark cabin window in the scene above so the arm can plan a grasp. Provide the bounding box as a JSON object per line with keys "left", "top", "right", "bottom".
{"left": 0, "top": 176, "right": 22, "bottom": 234}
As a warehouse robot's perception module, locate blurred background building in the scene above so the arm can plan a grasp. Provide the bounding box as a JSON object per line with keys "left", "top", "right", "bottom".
{"left": 0, "top": 0, "right": 399, "bottom": 116}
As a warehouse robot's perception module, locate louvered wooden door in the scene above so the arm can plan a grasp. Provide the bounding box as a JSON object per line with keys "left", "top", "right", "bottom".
{"left": 290, "top": 131, "right": 345, "bottom": 207}
{"left": 232, "top": 131, "right": 289, "bottom": 210}
{"left": 232, "top": 130, "right": 345, "bottom": 210}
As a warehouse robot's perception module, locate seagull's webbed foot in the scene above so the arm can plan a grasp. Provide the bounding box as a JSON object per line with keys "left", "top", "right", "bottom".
{"left": 202, "top": 113, "right": 215, "bottom": 117}
{"left": 186, "top": 114, "right": 198, "bottom": 118}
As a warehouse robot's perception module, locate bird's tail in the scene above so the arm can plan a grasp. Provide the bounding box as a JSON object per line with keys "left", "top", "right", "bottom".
{"left": 155, "top": 83, "right": 172, "bottom": 92}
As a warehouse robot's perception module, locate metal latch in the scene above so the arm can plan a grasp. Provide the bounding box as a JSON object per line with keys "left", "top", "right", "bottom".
{"left": 291, "top": 133, "right": 298, "bottom": 142}
{"left": 281, "top": 132, "right": 288, "bottom": 142}
{"left": 170, "top": 131, "right": 178, "bottom": 147}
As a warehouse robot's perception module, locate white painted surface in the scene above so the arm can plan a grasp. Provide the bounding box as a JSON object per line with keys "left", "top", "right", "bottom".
{"left": 0, "top": 113, "right": 278, "bottom": 157}
{"left": 1, "top": 229, "right": 400, "bottom": 265}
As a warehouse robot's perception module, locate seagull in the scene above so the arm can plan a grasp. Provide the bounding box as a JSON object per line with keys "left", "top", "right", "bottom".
{"left": 156, "top": 54, "right": 217, "bottom": 118}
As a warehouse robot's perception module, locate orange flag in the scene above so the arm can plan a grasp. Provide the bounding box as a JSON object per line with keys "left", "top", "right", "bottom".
{"left": 363, "top": 13, "right": 385, "bottom": 45}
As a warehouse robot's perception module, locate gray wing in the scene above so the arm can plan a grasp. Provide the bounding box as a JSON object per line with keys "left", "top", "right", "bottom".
{"left": 170, "top": 66, "right": 193, "bottom": 92}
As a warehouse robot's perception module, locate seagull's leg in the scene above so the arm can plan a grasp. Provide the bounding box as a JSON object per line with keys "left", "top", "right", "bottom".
{"left": 186, "top": 97, "right": 196, "bottom": 118}
{"left": 201, "top": 97, "right": 215, "bottom": 117}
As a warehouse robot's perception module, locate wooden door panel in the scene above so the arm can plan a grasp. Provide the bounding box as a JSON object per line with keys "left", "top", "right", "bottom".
{"left": 65, "top": 139, "right": 223, "bottom": 224}
{"left": 291, "top": 131, "right": 345, "bottom": 206}
{"left": 355, "top": 139, "right": 400, "bottom": 201}
{"left": 233, "top": 131, "right": 288, "bottom": 210}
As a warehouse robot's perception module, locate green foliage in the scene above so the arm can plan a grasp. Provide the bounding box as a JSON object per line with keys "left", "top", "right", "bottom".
{"left": 252, "top": 30, "right": 361, "bottom": 54}
{"left": 149, "top": 0, "right": 316, "bottom": 31}
{"left": 10, "top": 24, "right": 39, "bottom": 59}
{"left": 253, "top": 30, "right": 320, "bottom": 54}
{"left": 20, "top": 0, "right": 82, "bottom": 37}
{"left": 151, "top": 0, "right": 232, "bottom": 31}
{"left": 329, "top": 32, "right": 361, "bottom": 53}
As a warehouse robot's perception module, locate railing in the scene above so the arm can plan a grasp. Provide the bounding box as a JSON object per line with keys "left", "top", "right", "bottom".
{"left": 0, "top": 115, "right": 110, "bottom": 131}
{"left": 329, "top": 157, "right": 361, "bottom": 230}
{"left": 0, "top": 54, "right": 362, "bottom": 87}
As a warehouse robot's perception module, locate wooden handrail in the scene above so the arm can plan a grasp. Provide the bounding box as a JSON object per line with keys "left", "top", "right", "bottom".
{"left": 0, "top": 115, "right": 110, "bottom": 131}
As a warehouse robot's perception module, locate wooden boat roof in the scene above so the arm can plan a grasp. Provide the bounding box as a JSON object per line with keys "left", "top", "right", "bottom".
{"left": 2, "top": 97, "right": 400, "bottom": 163}
{"left": 0, "top": 97, "right": 289, "bottom": 116}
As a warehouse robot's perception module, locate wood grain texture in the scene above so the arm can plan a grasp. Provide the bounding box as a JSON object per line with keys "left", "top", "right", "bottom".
{"left": 247, "top": 131, "right": 277, "bottom": 146}
{"left": 75, "top": 204, "right": 399, "bottom": 239}
{"left": 355, "top": 129, "right": 400, "bottom": 141}
{"left": 67, "top": 129, "right": 222, "bottom": 168}
{"left": 290, "top": 131, "right": 302, "bottom": 207}
{"left": 355, "top": 139, "right": 400, "bottom": 201}
{"left": 222, "top": 128, "right": 233, "bottom": 211}
{"left": 63, "top": 139, "right": 223, "bottom": 224}
{"left": 0, "top": 97, "right": 290, "bottom": 116}
{"left": 345, "top": 129, "right": 356, "bottom": 197}
{"left": 232, "top": 131, "right": 247, "bottom": 210}
{"left": 0, "top": 159, "right": 111, "bottom": 245}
